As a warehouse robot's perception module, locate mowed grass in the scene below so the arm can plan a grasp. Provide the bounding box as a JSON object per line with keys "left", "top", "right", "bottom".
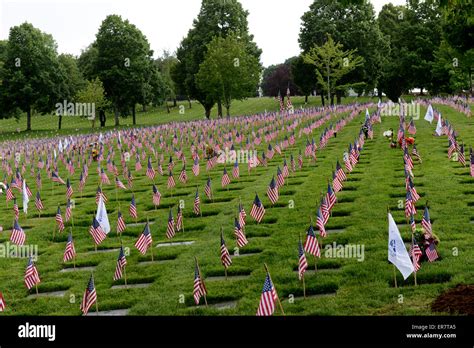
{"left": 0, "top": 96, "right": 377, "bottom": 142}
{"left": 0, "top": 98, "right": 472, "bottom": 316}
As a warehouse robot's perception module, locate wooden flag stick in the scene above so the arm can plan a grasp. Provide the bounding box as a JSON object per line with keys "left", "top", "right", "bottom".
{"left": 35, "top": 283, "right": 39, "bottom": 295}
{"left": 264, "top": 263, "right": 284, "bottom": 315}
{"left": 387, "top": 206, "right": 398, "bottom": 288}
{"left": 148, "top": 216, "right": 154, "bottom": 262}
{"left": 299, "top": 233, "right": 306, "bottom": 299}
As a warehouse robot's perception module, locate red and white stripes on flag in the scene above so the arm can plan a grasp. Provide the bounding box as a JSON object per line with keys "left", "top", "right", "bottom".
{"left": 24, "top": 258, "right": 40, "bottom": 290}
{"left": 113, "top": 247, "right": 127, "bottom": 281}
{"left": 80, "top": 276, "right": 97, "bottom": 315}
{"left": 256, "top": 273, "right": 278, "bottom": 316}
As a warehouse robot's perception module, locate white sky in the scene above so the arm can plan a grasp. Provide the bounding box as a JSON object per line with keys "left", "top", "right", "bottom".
{"left": 0, "top": 0, "right": 406, "bottom": 67}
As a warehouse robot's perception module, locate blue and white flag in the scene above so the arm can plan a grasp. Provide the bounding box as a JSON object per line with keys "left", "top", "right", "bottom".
{"left": 96, "top": 196, "right": 110, "bottom": 234}
{"left": 388, "top": 213, "right": 414, "bottom": 280}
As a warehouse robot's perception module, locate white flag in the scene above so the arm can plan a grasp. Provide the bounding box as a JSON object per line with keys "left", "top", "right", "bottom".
{"left": 424, "top": 104, "right": 434, "bottom": 123}
{"left": 435, "top": 113, "right": 443, "bottom": 136}
{"left": 365, "top": 108, "right": 370, "bottom": 120}
{"left": 22, "top": 180, "right": 29, "bottom": 214}
{"left": 58, "top": 139, "right": 63, "bottom": 153}
{"left": 96, "top": 196, "right": 110, "bottom": 234}
{"left": 388, "top": 213, "right": 414, "bottom": 280}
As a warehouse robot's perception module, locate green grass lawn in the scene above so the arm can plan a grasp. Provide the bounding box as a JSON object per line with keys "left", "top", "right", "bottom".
{"left": 0, "top": 97, "right": 472, "bottom": 316}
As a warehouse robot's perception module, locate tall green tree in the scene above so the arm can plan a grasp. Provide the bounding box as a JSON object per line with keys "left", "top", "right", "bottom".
{"left": 57, "top": 54, "right": 85, "bottom": 129}
{"left": 174, "top": 0, "right": 261, "bottom": 118}
{"left": 299, "top": 0, "right": 386, "bottom": 101}
{"left": 0, "top": 23, "right": 65, "bottom": 130}
{"left": 95, "top": 15, "right": 154, "bottom": 126}
{"left": 303, "top": 35, "right": 363, "bottom": 105}
{"left": 291, "top": 56, "right": 317, "bottom": 103}
{"left": 155, "top": 51, "right": 179, "bottom": 112}
{"left": 196, "top": 34, "right": 261, "bottom": 117}
{"left": 76, "top": 77, "right": 110, "bottom": 128}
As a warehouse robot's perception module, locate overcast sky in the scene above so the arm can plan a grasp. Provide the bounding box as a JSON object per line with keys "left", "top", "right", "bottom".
{"left": 0, "top": 0, "right": 406, "bottom": 67}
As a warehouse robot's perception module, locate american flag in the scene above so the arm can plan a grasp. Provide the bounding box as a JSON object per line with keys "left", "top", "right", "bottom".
{"left": 193, "top": 188, "right": 201, "bottom": 215}
{"left": 326, "top": 183, "right": 337, "bottom": 210}
{"left": 304, "top": 140, "right": 312, "bottom": 157}
{"left": 24, "top": 182, "right": 32, "bottom": 198}
{"left": 193, "top": 260, "right": 207, "bottom": 305}
{"left": 167, "top": 171, "right": 176, "bottom": 189}
{"left": 24, "top": 258, "right": 41, "bottom": 290}
{"left": 221, "top": 167, "right": 231, "bottom": 187}
{"left": 298, "top": 151, "right": 303, "bottom": 169}
{"left": 152, "top": 184, "right": 161, "bottom": 206}
{"left": 204, "top": 178, "right": 212, "bottom": 200}
{"left": 404, "top": 148, "right": 414, "bottom": 170}
{"left": 238, "top": 203, "right": 247, "bottom": 227}
{"left": 277, "top": 91, "right": 285, "bottom": 112}
{"left": 176, "top": 206, "right": 183, "bottom": 231}
{"left": 256, "top": 273, "right": 278, "bottom": 316}
{"left": 336, "top": 160, "right": 347, "bottom": 182}
{"left": 344, "top": 153, "right": 353, "bottom": 172}
{"left": 135, "top": 222, "right": 152, "bottom": 254}
{"left": 35, "top": 191, "right": 44, "bottom": 211}
{"left": 5, "top": 186, "right": 13, "bottom": 203}
{"left": 458, "top": 144, "right": 466, "bottom": 166}
{"left": 65, "top": 199, "right": 72, "bottom": 222}
{"left": 405, "top": 191, "right": 416, "bottom": 218}
{"left": 10, "top": 219, "right": 26, "bottom": 245}
{"left": 146, "top": 157, "right": 156, "bottom": 180}
{"left": 425, "top": 242, "right": 439, "bottom": 262}
{"left": 220, "top": 232, "right": 232, "bottom": 269}
{"left": 78, "top": 172, "right": 85, "bottom": 191}
{"left": 80, "top": 276, "right": 97, "bottom": 315}
{"left": 267, "top": 177, "right": 279, "bottom": 205}
{"left": 192, "top": 158, "right": 200, "bottom": 176}
{"left": 100, "top": 168, "right": 110, "bottom": 185}
{"left": 168, "top": 155, "right": 174, "bottom": 171}
{"left": 66, "top": 178, "right": 74, "bottom": 199}
{"left": 56, "top": 206, "right": 65, "bottom": 232}
{"left": 13, "top": 199, "right": 19, "bottom": 220}
{"left": 113, "top": 247, "right": 127, "bottom": 281}
{"left": 470, "top": 147, "right": 474, "bottom": 177}
{"left": 412, "top": 145, "right": 422, "bottom": 162}
{"left": 319, "top": 196, "right": 329, "bottom": 223}
{"left": 290, "top": 154, "right": 296, "bottom": 172}
{"left": 166, "top": 209, "right": 176, "bottom": 239}
{"left": 421, "top": 207, "right": 432, "bottom": 237}
{"left": 178, "top": 165, "right": 187, "bottom": 184}
{"left": 276, "top": 167, "right": 284, "bottom": 188}
{"left": 115, "top": 177, "right": 127, "bottom": 190}
{"left": 409, "top": 242, "right": 422, "bottom": 272}
{"left": 408, "top": 178, "right": 420, "bottom": 202}
{"left": 447, "top": 139, "right": 456, "bottom": 159}
{"left": 282, "top": 160, "right": 289, "bottom": 178}
{"left": 232, "top": 160, "right": 240, "bottom": 179}
{"left": 89, "top": 217, "right": 107, "bottom": 245}
{"left": 51, "top": 171, "right": 65, "bottom": 185}
{"left": 95, "top": 186, "right": 108, "bottom": 204}
{"left": 117, "top": 210, "right": 126, "bottom": 234}
{"left": 250, "top": 194, "right": 265, "bottom": 223}
{"left": 286, "top": 87, "right": 292, "bottom": 110}
{"left": 0, "top": 292, "right": 5, "bottom": 312}
{"left": 298, "top": 239, "right": 308, "bottom": 280}
{"left": 234, "top": 217, "right": 248, "bottom": 247}
{"left": 316, "top": 208, "right": 327, "bottom": 237}
{"left": 129, "top": 194, "right": 138, "bottom": 219}
{"left": 266, "top": 144, "right": 275, "bottom": 159}
{"left": 304, "top": 225, "right": 320, "bottom": 257}
{"left": 63, "top": 233, "right": 76, "bottom": 262}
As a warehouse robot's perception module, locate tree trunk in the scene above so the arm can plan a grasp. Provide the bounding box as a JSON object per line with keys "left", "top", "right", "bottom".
{"left": 336, "top": 91, "right": 342, "bottom": 105}
{"left": 305, "top": 95, "right": 308, "bottom": 104}
{"left": 320, "top": 94, "right": 325, "bottom": 107}
{"left": 132, "top": 104, "right": 136, "bottom": 125}
{"left": 205, "top": 106, "right": 211, "bottom": 119}
{"left": 142, "top": 104, "right": 147, "bottom": 112}
{"left": 330, "top": 94, "right": 335, "bottom": 106}
{"left": 226, "top": 106, "right": 230, "bottom": 118}
{"left": 114, "top": 107, "right": 120, "bottom": 127}
{"left": 377, "top": 87, "right": 382, "bottom": 99}
{"left": 58, "top": 114, "right": 62, "bottom": 130}
{"left": 26, "top": 107, "right": 31, "bottom": 131}
{"left": 188, "top": 97, "right": 192, "bottom": 109}
{"left": 166, "top": 100, "right": 170, "bottom": 114}
{"left": 217, "top": 100, "right": 223, "bottom": 118}
{"left": 419, "top": 88, "right": 424, "bottom": 96}
{"left": 173, "top": 99, "right": 177, "bottom": 107}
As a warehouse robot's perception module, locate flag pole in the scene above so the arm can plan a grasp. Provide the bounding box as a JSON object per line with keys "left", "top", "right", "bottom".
{"left": 264, "top": 263, "right": 284, "bottom": 316}
{"left": 147, "top": 216, "right": 154, "bottom": 262}
{"left": 310, "top": 216, "right": 317, "bottom": 272}
{"left": 120, "top": 238, "right": 128, "bottom": 288}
